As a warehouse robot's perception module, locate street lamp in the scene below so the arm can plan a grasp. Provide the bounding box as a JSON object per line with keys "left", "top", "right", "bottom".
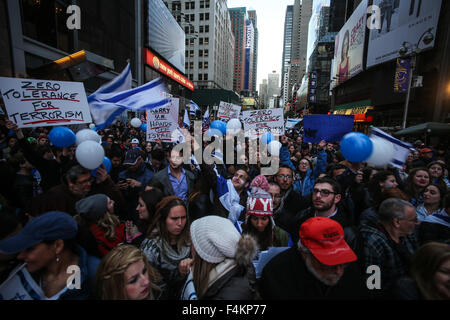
{"left": 398, "top": 28, "right": 435, "bottom": 129}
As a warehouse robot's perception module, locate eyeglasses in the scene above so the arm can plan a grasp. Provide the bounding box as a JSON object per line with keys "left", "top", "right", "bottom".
{"left": 312, "top": 188, "right": 337, "bottom": 197}
{"left": 277, "top": 174, "right": 293, "bottom": 180}
{"left": 401, "top": 217, "right": 419, "bottom": 223}
{"left": 299, "top": 162, "right": 310, "bottom": 167}
{"left": 76, "top": 177, "right": 94, "bottom": 185}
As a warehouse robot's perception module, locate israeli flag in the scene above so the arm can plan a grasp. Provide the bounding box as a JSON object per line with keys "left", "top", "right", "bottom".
{"left": 88, "top": 64, "right": 170, "bottom": 129}
{"left": 370, "top": 127, "right": 412, "bottom": 169}
{"left": 202, "top": 107, "right": 210, "bottom": 133}
{"left": 216, "top": 174, "right": 244, "bottom": 224}
{"left": 190, "top": 100, "right": 201, "bottom": 117}
{"left": 183, "top": 108, "right": 190, "bottom": 129}
{"left": 286, "top": 118, "right": 302, "bottom": 130}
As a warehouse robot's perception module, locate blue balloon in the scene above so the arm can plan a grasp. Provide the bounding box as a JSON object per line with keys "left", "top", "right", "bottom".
{"left": 261, "top": 132, "right": 274, "bottom": 145}
{"left": 49, "top": 127, "right": 76, "bottom": 148}
{"left": 91, "top": 157, "right": 112, "bottom": 177}
{"left": 210, "top": 120, "right": 227, "bottom": 136}
{"left": 340, "top": 132, "right": 373, "bottom": 163}
{"left": 141, "top": 123, "right": 147, "bottom": 132}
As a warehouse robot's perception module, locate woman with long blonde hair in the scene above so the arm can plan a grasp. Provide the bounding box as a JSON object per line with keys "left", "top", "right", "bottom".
{"left": 95, "top": 245, "right": 163, "bottom": 300}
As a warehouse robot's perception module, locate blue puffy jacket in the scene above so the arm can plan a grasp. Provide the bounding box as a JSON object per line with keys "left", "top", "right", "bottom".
{"left": 280, "top": 145, "right": 328, "bottom": 197}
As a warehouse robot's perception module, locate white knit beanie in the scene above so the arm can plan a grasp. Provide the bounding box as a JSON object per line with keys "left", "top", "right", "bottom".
{"left": 190, "top": 215, "right": 241, "bottom": 264}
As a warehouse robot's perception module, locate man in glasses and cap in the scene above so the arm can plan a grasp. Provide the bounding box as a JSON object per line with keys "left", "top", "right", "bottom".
{"left": 260, "top": 217, "right": 368, "bottom": 299}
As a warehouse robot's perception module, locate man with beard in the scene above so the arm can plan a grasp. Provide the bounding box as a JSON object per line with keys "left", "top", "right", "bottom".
{"left": 260, "top": 217, "right": 368, "bottom": 299}
{"left": 273, "top": 165, "right": 309, "bottom": 237}
{"left": 288, "top": 177, "right": 355, "bottom": 245}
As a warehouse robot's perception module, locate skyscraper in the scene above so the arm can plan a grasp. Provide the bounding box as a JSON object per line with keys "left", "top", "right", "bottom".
{"left": 165, "top": 0, "right": 235, "bottom": 90}
{"left": 229, "top": 7, "right": 247, "bottom": 94}
{"left": 247, "top": 10, "right": 258, "bottom": 94}
{"left": 281, "top": 5, "right": 294, "bottom": 105}
{"left": 285, "top": 0, "right": 312, "bottom": 109}
{"left": 268, "top": 71, "right": 280, "bottom": 107}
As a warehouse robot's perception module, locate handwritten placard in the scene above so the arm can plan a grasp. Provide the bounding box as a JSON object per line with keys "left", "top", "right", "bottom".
{"left": 303, "top": 115, "right": 354, "bottom": 143}
{"left": 146, "top": 98, "right": 179, "bottom": 142}
{"left": 242, "top": 108, "right": 285, "bottom": 138}
{"left": 0, "top": 77, "right": 92, "bottom": 128}
{"left": 217, "top": 102, "right": 241, "bottom": 122}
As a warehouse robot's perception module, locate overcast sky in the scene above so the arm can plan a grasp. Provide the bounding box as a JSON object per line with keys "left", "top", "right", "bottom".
{"left": 227, "top": 0, "right": 294, "bottom": 89}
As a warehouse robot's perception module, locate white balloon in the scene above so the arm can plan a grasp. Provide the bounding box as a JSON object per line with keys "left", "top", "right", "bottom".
{"left": 76, "top": 129, "right": 101, "bottom": 146}
{"left": 76, "top": 140, "right": 105, "bottom": 170}
{"left": 208, "top": 128, "right": 223, "bottom": 138}
{"left": 89, "top": 123, "right": 96, "bottom": 129}
{"left": 268, "top": 141, "right": 282, "bottom": 157}
{"left": 226, "top": 119, "right": 242, "bottom": 136}
{"left": 131, "top": 118, "right": 142, "bottom": 128}
{"left": 366, "top": 137, "right": 395, "bottom": 166}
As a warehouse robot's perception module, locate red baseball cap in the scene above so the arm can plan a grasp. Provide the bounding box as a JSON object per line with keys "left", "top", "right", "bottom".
{"left": 420, "top": 148, "right": 432, "bottom": 154}
{"left": 300, "top": 217, "right": 357, "bottom": 266}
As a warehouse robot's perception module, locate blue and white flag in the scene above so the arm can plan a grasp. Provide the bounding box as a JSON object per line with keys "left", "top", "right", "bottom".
{"left": 88, "top": 65, "right": 170, "bottom": 129}
{"left": 216, "top": 174, "right": 244, "bottom": 225}
{"left": 370, "top": 127, "right": 412, "bottom": 169}
{"left": 190, "top": 100, "right": 201, "bottom": 117}
{"left": 202, "top": 107, "right": 210, "bottom": 133}
{"left": 183, "top": 108, "right": 190, "bottom": 129}
{"left": 286, "top": 118, "right": 302, "bottom": 130}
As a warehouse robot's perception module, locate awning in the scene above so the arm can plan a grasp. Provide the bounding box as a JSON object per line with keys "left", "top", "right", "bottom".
{"left": 28, "top": 50, "right": 115, "bottom": 81}
{"left": 333, "top": 100, "right": 373, "bottom": 122}
{"left": 393, "top": 122, "right": 450, "bottom": 136}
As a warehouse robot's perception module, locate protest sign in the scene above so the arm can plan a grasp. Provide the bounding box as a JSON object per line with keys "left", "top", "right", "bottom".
{"left": 242, "top": 108, "right": 284, "bottom": 138}
{"left": 0, "top": 77, "right": 92, "bottom": 128}
{"left": 303, "top": 115, "right": 354, "bottom": 143}
{"left": 146, "top": 98, "right": 179, "bottom": 142}
{"left": 217, "top": 102, "right": 241, "bottom": 122}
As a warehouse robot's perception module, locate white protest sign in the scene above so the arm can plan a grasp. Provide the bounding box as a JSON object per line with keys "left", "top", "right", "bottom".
{"left": 217, "top": 102, "right": 241, "bottom": 122}
{"left": 146, "top": 98, "right": 179, "bottom": 142}
{"left": 242, "top": 108, "right": 285, "bottom": 138}
{"left": 0, "top": 77, "right": 92, "bottom": 128}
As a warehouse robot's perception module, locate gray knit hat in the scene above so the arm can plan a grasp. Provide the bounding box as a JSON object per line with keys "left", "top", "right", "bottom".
{"left": 190, "top": 215, "right": 242, "bottom": 264}
{"left": 75, "top": 194, "right": 108, "bottom": 222}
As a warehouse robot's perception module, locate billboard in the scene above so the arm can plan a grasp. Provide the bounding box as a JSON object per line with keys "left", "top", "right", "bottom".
{"left": 367, "top": 0, "right": 442, "bottom": 68}
{"left": 331, "top": 0, "right": 368, "bottom": 88}
{"left": 146, "top": 0, "right": 185, "bottom": 74}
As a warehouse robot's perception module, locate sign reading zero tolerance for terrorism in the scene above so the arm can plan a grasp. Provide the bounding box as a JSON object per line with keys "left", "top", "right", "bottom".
{"left": 0, "top": 77, "right": 92, "bottom": 128}
{"left": 242, "top": 108, "right": 285, "bottom": 138}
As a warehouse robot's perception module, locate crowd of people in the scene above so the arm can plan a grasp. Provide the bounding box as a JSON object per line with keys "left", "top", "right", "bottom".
{"left": 0, "top": 114, "right": 449, "bottom": 300}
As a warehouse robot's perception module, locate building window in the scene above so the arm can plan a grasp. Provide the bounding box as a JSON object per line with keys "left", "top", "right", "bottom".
{"left": 205, "top": 0, "right": 210, "bottom": 8}
{"left": 199, "top": 38, "right": 203, "bottom": 45}
{"left": 200, "top": 13, "right": 204, "bottom": 21}
{"left": 199, "top": 62, "right": 203, "bottom": 69}
{"left": 199, "top": 74, "right": 203, "bottom": 80}
{"left": 204, "top": 74, "right": 208, "bottom": 80}
{"left": 185, "top": 26, "right": 189, "bottom": 34}
{"left": 190, "top": 62, "right": 194, "bottom": 69}
{"left": 204, "top": 62, "right": 208, "bottom": 69}
{"left": 199, "top": 50, "right": 203, "bottom": 57}
{"left": 200, "top": 0, "right": 205, "bottom": 9}
{"left": 190, "top": 14, "right": 195, "bottom": 22}
{"left": 205, "top": 25, "right": 209, "bottom": 33}
{"left": 204, "top": 49, "right": 209, "bottom": 57}
{"left": 189, "top": 50, "right": 194, "bottom": 57}
{"left": 205, "top": 13, "right": 209, "bottom": 21}
{"left": 204, "top": 38, "right": 209, "bottom": 45}
{"left": 199, "top": 26, "right": 204, "bottom": 33}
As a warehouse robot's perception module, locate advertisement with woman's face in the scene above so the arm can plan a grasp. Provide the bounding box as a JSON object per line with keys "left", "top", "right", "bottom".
{"left": 330, "top": 0, "right": 367, "bottom": 88}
